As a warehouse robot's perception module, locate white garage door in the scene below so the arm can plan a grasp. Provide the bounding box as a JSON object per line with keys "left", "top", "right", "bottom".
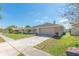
{"left": 39, "top": 27, "right": 55, "bottom": 35}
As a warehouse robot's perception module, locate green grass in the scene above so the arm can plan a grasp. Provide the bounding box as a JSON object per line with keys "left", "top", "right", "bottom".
{"left": 0, "top": 37, "right": 5, "bottom": 43}
{"left": 35, "top": 33, "right": 79, "bottom": 56}
{"left": 3, "top": 33, "right": 33, "bottom": 40}
{"left": 17, "top": 53, "right": 25, "bottom": 56}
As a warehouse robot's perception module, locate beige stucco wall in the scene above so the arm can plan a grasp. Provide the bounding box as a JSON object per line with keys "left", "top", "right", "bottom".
{"left": 36, "top": 26, "right": 64, "bottom": 36}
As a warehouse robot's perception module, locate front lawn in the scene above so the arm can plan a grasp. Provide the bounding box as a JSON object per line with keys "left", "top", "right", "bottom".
{"left": 0, "top": 37, "right": 5, "bottom": 43}
{"left": 3, "top": 33, "right": 33, "bottom": 40}
{"left": 35, "top": 33, "right": 79, "bottom": 56}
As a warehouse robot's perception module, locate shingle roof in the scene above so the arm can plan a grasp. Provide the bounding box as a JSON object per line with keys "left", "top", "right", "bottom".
{"left": 33, "top": 23, "right": 63, "bottom": 28}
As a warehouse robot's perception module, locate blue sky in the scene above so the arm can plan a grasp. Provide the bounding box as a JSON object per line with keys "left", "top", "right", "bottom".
{"left": 0, "top": 3, "right": 70, "bottom": 29}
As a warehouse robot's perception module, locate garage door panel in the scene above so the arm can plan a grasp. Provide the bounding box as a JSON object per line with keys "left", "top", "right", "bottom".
{"left": 39, "top": 27, "right": 55, "bottom": 35}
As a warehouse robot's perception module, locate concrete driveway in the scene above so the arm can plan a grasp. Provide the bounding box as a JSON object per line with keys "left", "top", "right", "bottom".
{"left": 0, "top": 34, "right": 51, "bottom": 56}
{"left": 10, "top": 36, "right": 49, "bottom": 46}
{"left": 0, "top": 42, "right": 19, "bottom": 56}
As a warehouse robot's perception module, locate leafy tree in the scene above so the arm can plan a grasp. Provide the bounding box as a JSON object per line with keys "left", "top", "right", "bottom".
{"left": 27, "top": 29, "right": 31, "bottom": 33}
{"left": 25, "top": 25, "right": 31, "bottom": 33}
{"left": 8, "top": 28, "right": 14, "bottom": 33}
{"left": 63, "top": 3, "right": 79, "bottom": 26}
{"left": 25, "top": 25, "right": 31, "bottom": 28}
{"left": 6, "top": 25, "right": 17, "bottom": 33}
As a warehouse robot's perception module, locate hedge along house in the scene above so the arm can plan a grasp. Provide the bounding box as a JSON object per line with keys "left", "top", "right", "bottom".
{"left": 12, "top": 23, "right": 65, "bottom": 37}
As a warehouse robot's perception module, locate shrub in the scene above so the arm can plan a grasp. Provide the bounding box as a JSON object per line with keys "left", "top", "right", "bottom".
{"left": 74, "top": 44, "right": 79, "bottom": 47}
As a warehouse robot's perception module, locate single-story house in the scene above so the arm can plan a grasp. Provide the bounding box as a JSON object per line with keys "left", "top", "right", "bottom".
{"left": 12, "top": 23, "right": 65, "bottom": 37}
{"left": 32, "top": 23, "right": 65, "bottom": 37}
{"left": 12, "top": 27, "right": 32, "bottom": 33}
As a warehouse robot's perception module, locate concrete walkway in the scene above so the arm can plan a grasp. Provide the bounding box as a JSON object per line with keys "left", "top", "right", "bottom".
{"left": 0, "top": 34, "right": 51, "bottom": 56}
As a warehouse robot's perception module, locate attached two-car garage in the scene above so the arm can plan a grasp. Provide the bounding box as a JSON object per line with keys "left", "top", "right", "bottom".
{"left": 33, "top": 23, "right": 65, "bottom": 37}
{"left": 39, "top": 27, "right": 56, "bottom": 35}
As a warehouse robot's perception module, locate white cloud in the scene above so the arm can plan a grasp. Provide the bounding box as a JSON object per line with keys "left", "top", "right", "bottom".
{"left": 34, "top": 16, "right": 53, "bottom": 24}
{"left": 59, "top": 19, "right": 68, "bottom": 23}
{"left": 34, "top": 19, "right": 44, "bottom": 24}
{"left": 58, "top": 18, "right": 71, "bottom": 29}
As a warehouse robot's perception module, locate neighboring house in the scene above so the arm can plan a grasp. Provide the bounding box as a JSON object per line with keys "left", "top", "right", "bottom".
{"left": 12, "top": 23, "right": 65, "bottom": 37}
{"left": 70, "top": 23, "right": 79, "bottom": 36}
{"left": 12, "top": 27, "right": 32, "bottom": 34}
{"left": 12, "top": 28, "right": 24, "bottom": 33}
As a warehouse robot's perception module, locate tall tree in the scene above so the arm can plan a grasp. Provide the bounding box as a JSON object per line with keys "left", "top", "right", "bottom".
{"left": 63, "top": 3, "right": 79, "bottom": 26}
